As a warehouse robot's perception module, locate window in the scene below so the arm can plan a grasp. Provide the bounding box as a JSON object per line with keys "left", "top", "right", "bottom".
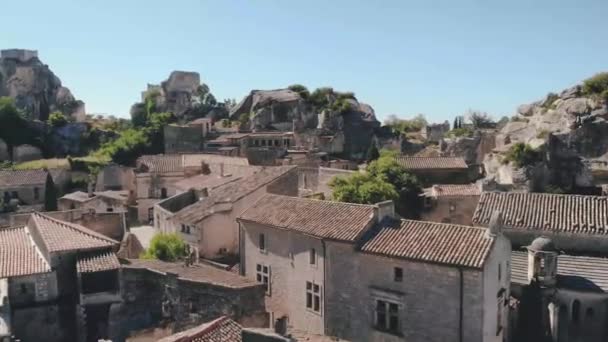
{"left": 186, "top": 225, "right": 191, "bottom": 234}
{"left": 107, "top": 207, "right": 114, "bottom": 212}
{"left": 394, "top": 267, "right": 403, "bottom": 282}
{"left": 256, "top": 264, "right": 270, "bottom": 294}
{"left": 181, "top": 224, "right": 186, "bottom": 233}
{"left": 259, "top": 234, "right": 266, "bottom": 252}
{"left": 375, "top": 300, "right": 400, "bottom": 334}
{"left": 306, "top": 281, "right": 321, "bottom": 313}
{"left": 572, "top": 300, "right": 581, "bottom": 324}
{"left": 309, "top": 248, "right": 316, "bottom": 265}
{"left": 33, "top": 187, "right": 39, "bottom": 200}
{"left": 11, "top": 191, "right": 17, "bottom": 199}
{"left": 161, "top": 188, "right": 168, "bottom": 199}
{"left": 498, "top": 263, "right": 502, "bottom": 281}
{"left": 20, "top": 284, "right": 27, "bottom": 294}
{"left": 496, "top": 291, "right": 504, "bottom": 335}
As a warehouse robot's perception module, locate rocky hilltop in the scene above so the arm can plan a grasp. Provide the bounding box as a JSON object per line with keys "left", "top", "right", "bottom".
{"left": 132, "top": 71, "right": 227, "bottom": 122}
{"left": 230, "top": 86, "right": 380, "bottom": 158}
{"left": 0, "top": 49, "right": 85, "bottom": 121}
{"left": 483, "top": 77, "right": 608, "bottom": 193}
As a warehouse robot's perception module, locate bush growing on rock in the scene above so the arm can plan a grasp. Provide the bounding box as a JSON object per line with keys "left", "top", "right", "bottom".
{"left": 384, "top": 114, "right": 427, "bottom": 134}
{"left": 503, "top": 143, "right": 542, "bottom": 168}
{"left": 288, "top": 84, "right": 310, "bottom": 99}
{"left": 48, "top": 111, "right": 68, "bottom": 127}
{"left": 583, "top": 72, "right": 608, "bottom": 99}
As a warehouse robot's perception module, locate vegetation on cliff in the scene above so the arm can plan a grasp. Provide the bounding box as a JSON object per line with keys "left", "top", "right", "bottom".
{"left": 582, "top": 72, "right": 608, "bottom": 102}
{"left": 502, "top": 143, "right": 542, "bottom": 168}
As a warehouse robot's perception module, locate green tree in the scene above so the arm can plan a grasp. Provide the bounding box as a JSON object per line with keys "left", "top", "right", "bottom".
{"left": 466, "top": 110, "right": 494, "bottom": 129}
{"left": 48, "top": 111, "right": 68, "bottom": 127}
{"left": 44, "top": 172, "right": 58, "bottom": 211}
{"left": 330, "top": 153, "right": 422, "bottom": 218}
{"left": 0, "top": 97, "right": 41, "bottom": 152}
{"left": 384, "top": 114, "right": 428, "bottom": 134}
{"left": 366, "top": 142, "right": 380, "bottom": 162}
{"left": 141, "top": 233, "right": 187, "bottom": 261}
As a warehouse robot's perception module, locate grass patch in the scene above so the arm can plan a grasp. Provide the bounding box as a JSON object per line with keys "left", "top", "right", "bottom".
{"left": 13, "top": 155, "right": 110, "bottom": 170}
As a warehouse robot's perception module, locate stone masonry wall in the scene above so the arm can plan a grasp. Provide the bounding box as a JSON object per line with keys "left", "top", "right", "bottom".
{"left": 324, "top": 241, "right": 485, "bottom": 342}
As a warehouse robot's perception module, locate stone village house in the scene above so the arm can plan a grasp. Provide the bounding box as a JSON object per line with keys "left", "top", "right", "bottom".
{"left": 237, "top": 194, "right": 511, "bottom": 342}
{"left": 154, "top": 166, "right": 298, "bottom": 260}
{"left": 134, "top": 154, "right": 250, "bottom": 223}
{"left": 472, "top": 191, "right": 608, "bottom": 342}
{"left": 0, "top": 213, "right": 269, "bottom": 342}
{"left": 420, "top": 183, "right": 482, "bottom": 225}
{"left": 394, "top": 156, "right": 472, "bottom": 186}
{"left": 0, "top": 169, "right": 68, "bottom": 207}
{"left": 0, "top": 212, "right": 121, "bottom": 342}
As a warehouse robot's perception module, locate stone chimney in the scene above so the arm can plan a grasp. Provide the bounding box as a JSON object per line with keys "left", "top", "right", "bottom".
{"left": 375, "top": 200, "right": 395, "bottom": 222}
{"left": 220, "top": 163, "right": 225, "bottom": 177}
{"left": 487, "top": 210, "right": 503, "bottom": 237}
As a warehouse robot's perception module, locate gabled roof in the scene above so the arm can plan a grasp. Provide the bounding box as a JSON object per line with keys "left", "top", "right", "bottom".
{"left": 425, "top": 184, "right": 481, "bottom": 197}
{"left": 395, "top": 156, "right": 468, "bottom": 170}
{"left": 0, "top": 169, "right": 48, "bottom": 187}
{"left": 238, "top": 194, "right": 376, "bottom": 242}
{"left": 137, "top": 154, "right": 183, "bottom": 173}
{"left": 77, "top": 250, "right": 120, "bottom": 273}
{"left": 173, "top": 166, "right": 296, "bottom": 224}
{"left": 0, "top": 226, "right": 50, "bottom": 278}
{"left": 359, "top": 218, "right": 495, "bottom": 269}
{"left": 473, "top": 192, "right": 608, "bottom": 234}
{"left": 158, "top": 316, "right": 242, "bottom": 342}
{"left": 31, "top": 212, "right": 118, "bottom": 253}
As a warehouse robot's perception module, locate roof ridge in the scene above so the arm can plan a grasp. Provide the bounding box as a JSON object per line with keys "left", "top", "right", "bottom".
{"left": 400, "top": 218, "right": 490, "bottom": 233}
{"left": 263, "top": 193, "right": 379, "bottom": 208}
{"left": 32, "top": 212, "right": 118, "bottom": 244}
{"left": 481, "top": 191, "right": 607, "bottom": 200}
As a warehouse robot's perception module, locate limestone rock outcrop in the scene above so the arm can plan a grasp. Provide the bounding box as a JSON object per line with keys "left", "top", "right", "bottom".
{"left": 0, "top": 49, "right": 85, "bottom": 121}
{"left": 135, "top": 71, "right": 226, "bottom": 121}
{"left": 230, "top": 88, "right": 380, "bottom": 159}
{"left": 483, "top": 81, "right": 608, "bottom": 192}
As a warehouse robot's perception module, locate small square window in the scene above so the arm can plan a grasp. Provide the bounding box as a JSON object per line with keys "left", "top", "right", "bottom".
{"left": 394, "top": 267, "right": 403, "bottom": 282}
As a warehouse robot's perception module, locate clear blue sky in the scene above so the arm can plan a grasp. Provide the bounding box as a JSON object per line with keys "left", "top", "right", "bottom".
{"left": 3, "top": 0, "right": 607, "bottom": 122}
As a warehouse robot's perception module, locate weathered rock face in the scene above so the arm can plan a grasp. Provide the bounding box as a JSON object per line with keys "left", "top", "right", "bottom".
{"left": 231, "top": 88, "right": 380, "bottom": 159}
{"left": 136, "top": 71, "right": 225, "bottom": 121}
{"left": 0, "top": 138, "right": 8, "bottom": 161}
{"left": 0, "top": 49, "right": 85, "bottom": 121}
{"left": 441, "top": 131, "right": 497, "bottom": 165}
{"left": 484, "top": 81, "right": 608, "bottom": 192}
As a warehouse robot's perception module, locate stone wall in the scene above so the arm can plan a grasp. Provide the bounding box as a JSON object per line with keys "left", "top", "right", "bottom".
{"left": 420, "top": 195, "right": 480, "bottom": 226}
{"left": 324, "top": 241, "right": 486, "bottom": 342}
{"left": 108, "top": 266, "right": 267, "bottom": 341}
{"left": 298, "top": 167, "right": 355, "bottom": 198}
{"left": 164, "top": 125, "right": 203, "bottom": 154}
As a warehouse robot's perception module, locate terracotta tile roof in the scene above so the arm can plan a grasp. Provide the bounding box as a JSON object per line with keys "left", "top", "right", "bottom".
{"left": 395, "top": 156, "right": 468, "bottom": 170}
{"left": 0, "top": 169, "right": 48, "bottom": 187}
{"left": 77, "top": 250, "right": 120, "bottom": 273}
{"left": 473, "top": 192, "right": 608, "bottom": 234}
{"left": 238, "top": 194, "right": 376, "bottom": 242}
{"left": 173, "top": 167, "right": 261, "bottom": 192}
{"left": 425, "top": 184, "right": 481, "bottom": 197}
{"left": 0, "top": 226, "right": 50, "bottom": 278}
{"left": 359, "top": 218, "right": 495, "bottom": 269}
{"left": 511, "top": 251, "right": 608, "bottom": 292}
{"left": 123, "top": 259, "right": 261, "bottom": 289}
{"left": 31, "top": 212, "right": 118, "bottom": 252}
{"left": 173, "top": 166, "right": 296, "bottom": 224}
{"left": 94, "top": 190, "right": 129, "bottom": 201}
{"left": 158, "top": 316, "right": 242, "bottom": 342}
{"left": 137, "top": 155, "right": 183, "bottom": 173}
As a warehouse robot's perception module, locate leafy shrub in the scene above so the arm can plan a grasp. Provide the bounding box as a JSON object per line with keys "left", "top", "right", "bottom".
{"left": 582, "top": 72, "right": 608, "bottom": 97}
{"left": 239, "top": 112, "right": 251, "bottom": 126}
{"left": 447, "top": 127, "right": 474, "bottom": 138}
{"left": 48, "top": 111, "right": 68, "bottom": 127}
{"left": 141, "top": 233, "right": 187, "bottom": 261}
{"left": 503, "top": 143, "right": 542, "bottom": 168}
{"left": 288, "top": 84, "right": 310, "bottom": 99}
{"left": 536, "top": 130, "right": 550, "bottom": 139}
{"left": 384, "top": 114, "right": 427, "bottom": 134}
{"left": 542, "top": 93, "right": 559, "bottom": 109}
{"left": 466, "top": 110, "right": 494, "bottom": 129}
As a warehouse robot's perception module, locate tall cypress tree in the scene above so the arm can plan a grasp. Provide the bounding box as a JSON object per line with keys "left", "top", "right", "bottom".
{"left": 44, "top": 172, "right": 58, "bottom": 211}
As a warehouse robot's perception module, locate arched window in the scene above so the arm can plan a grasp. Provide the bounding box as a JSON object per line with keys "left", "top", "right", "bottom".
{"left": 572, "top": 300, "right": 581, "bottom": 324}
